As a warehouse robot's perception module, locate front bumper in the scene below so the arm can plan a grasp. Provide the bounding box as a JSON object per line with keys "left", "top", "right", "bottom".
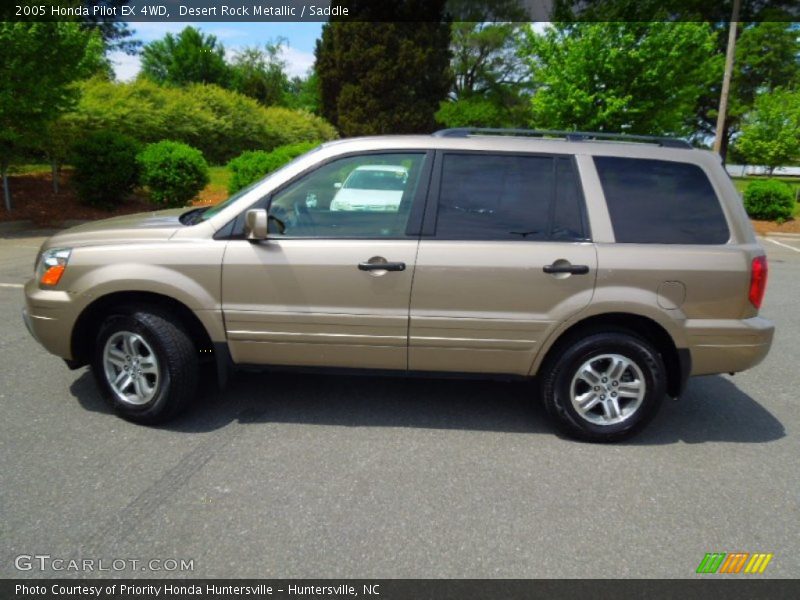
{"left": 23, "top": 279, "right": 76, "bottom": 359}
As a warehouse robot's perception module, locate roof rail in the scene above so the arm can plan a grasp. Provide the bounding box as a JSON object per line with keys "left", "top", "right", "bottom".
{"left": 432, "top": 128, "right": 693, "bottom": 149}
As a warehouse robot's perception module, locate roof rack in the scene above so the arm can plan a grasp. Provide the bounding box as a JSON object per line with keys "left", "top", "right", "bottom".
{"left": 432, "top": 128, "right": 693, "bottom": 149}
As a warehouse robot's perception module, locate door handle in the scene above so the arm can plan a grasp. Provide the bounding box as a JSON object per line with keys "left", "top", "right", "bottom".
{"left": 358, "top": 261, "right": 406, "bottom": 272}
{"left": 543, "top": 263, "right": 590, "bottom": 275}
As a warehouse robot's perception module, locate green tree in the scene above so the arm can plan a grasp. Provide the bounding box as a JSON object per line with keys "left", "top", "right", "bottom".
{"left": 140, "top": 26, "right": 229, "bottom": 87}
{"left": 698, "top": 22, "right": 800, "bottom": 160}
{"left": 0, "top": 22, "right": 98, "bottom": 211}
{"left": 229, "top": 40, "right": 291, "bottom": 106}
{"left": 550, "top": 2, "right": 800, "bottom": 158}
{"left": 80, "top": 1, "right": 142, "bottom": 55}
{"left": 520, "top": 22, "right": 720, "bottom": 135}
{"left": 736, "top": 88, "right": 800, "bottom": 175}
{"left": 285, "top": 71, "right": 322, "bottom": 115}
{"left": 316, "top": 0, "right": 451, "bottom": 135}
{"left": 437, "top": 0, "right": 531, "bottom": 129}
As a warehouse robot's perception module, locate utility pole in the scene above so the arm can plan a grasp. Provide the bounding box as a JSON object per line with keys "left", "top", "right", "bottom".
{"left": 713, "top": 0, "right": 742, "bottom": 157}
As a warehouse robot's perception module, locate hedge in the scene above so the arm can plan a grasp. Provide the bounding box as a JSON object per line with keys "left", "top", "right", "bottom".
{"left": 227, "top": 141, "right": 319, "bottom": 194}
{"left": 744, "top": 179, "right": 795, "bottom": 222}
{"left": 62, "top": 78, "right": 337, "bottom": 163}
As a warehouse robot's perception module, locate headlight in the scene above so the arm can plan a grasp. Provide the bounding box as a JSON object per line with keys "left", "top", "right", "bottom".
{"left": 36, "top": 248, "right": 71, "bottom": 287}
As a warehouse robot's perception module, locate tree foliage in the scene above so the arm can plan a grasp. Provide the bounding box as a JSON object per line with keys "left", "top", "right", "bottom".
{"left": 227, "top": 142, "right": 318, "bottom": 194}
{"left": 736, "top": 88, "right": 800, "bottom": 174}
{"left": 138, "top": 141, "right": 210, "bottom": 208}
{"left": 62, "top": 79, "right": 337, "bottom": 163}
{"left": 316, "top": 0, "right": 451, "bottom": 135}
{"left": 438, "top": 9, "right": 531, "bottom": 128}
{"left": 229, "top": 41, "right": 291, "bottom": 106}
{"left": 520, "top": 22, "right": 720, "bottom": 135}
{"left": 72, "top": 131, "right": 140, "bottom": 208}
{"left": 141, "top": 26, "right": 229, "bottom": 87}
{"left": 0, "top": 22, "right": 101, "bottom": 210}
{"left": 744, "top": 179, "right": 796, "bottom": 222}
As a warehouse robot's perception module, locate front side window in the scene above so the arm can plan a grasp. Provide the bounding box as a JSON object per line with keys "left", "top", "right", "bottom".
{"left": 594, "top": 156, "right": 730, "bottom": 244}
{"left": 434, "top": 153, "right": 587, "bottom": 241}
{"left": 268, "top": 153, "right": 426, "bottom": 238}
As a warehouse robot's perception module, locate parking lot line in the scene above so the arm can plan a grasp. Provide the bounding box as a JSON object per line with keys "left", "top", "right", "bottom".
{"left": 0, "top": 283, "right": 24, "bottom": 288}
{"left": 763, "top": 237, "right": 800, "bottom": 253}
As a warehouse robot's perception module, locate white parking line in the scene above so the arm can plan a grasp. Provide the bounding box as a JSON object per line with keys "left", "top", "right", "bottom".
{"left": 0, "top": 283, "right": 24, "bottom": 289}
{"left": 764, "top": 237, "right": 800, "bottom": 253}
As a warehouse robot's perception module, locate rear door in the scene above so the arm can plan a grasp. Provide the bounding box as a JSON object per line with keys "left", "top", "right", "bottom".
{"left": 222, "top": 151, "right": 431, "bottom": 370}
{"left": 408, "top": 152, "right": 597, "bottom": 375}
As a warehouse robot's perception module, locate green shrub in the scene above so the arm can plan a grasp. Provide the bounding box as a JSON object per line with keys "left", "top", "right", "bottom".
{"left": 227, "top": 142, "right": 318, "bottom": 194}
{"left": 137, "top": 141, "right": 210, "bottom": 208}
{"left": 72, "top": 131, "right": 140, "bottom": 208}
{"left": 65, "top": 79, "right": 337, "bottom": 163}
{"left": 743, "top": 179, "right": 795, "bottom": 222}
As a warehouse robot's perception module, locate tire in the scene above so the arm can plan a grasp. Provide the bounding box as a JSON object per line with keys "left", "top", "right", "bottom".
{"left": 91, "top": 306, "right": 198, "bottom": 424}
{"left": 540, "top": 331, "right": 666, "bottom": 442}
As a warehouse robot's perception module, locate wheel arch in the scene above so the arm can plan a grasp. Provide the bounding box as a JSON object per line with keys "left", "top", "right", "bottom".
{"left": 70, "top": 291, "right": 218, "bottom": 373}
{"left": 532, "top": 312, "right": 690, "bottom": 398}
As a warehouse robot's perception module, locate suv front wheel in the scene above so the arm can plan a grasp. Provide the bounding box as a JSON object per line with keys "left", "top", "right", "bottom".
{"left": 541, "top": 331, "right": 666, "bottom": 442}
{"left": 91, "top": 307, "right": 198, "bottom": 424}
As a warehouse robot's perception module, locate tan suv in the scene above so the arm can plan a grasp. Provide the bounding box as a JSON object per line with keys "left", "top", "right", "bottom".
{"left": 23, "top": 129, "right": 774, "bottom": 441}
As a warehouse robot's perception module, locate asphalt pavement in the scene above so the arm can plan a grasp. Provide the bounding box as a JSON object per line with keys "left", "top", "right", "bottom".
{"left": 1, "top": 231, "right": 798, "bottom": 579}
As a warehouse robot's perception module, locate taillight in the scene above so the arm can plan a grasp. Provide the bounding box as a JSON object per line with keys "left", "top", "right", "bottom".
{"left": 749, "top": 255, "right": 768, "bottom": 309}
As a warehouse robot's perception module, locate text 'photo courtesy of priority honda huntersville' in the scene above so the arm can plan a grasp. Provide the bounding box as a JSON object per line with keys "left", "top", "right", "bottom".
{"left": 23, "top": 129, "right": 774, "bottom": 442}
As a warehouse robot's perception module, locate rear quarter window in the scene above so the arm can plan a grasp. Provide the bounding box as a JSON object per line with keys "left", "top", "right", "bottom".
{"left": 594, "top": 156, "right": 730, "bottom": 244}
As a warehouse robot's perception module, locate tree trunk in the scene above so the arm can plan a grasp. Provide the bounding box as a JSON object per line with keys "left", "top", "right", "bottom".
{"left": 2, "top": 167, "right": 10, "bottom": 212}
{"left": 718, "top": 123, "right": 731, "bottom": 164}
{"left": 51, "top": 159, "right": 60, "bottom": 194}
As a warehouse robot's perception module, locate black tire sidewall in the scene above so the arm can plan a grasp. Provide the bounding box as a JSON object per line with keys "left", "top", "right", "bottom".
{"left": 548, "top": 333, "right": 666, "bottom": 441}
{"left": 92, "top": 314, "right": 176, "bottom": 421}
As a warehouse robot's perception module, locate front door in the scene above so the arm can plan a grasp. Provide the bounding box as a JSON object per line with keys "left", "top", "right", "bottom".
{"left": 222, "top": 151, "right": 430, "bottom": 370}
{"left": 409, "top": 152, "right": 598, "bottom": 375}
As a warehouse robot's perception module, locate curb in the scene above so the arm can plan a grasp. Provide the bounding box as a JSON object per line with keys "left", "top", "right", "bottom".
{"left": 0, "top": 220, "right": 34, "bottom": 234}
{"left": 765, "top": 232, "right": 800, "bottom": 239}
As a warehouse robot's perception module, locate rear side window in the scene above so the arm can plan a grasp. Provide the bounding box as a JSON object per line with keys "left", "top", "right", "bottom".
{"left": 594, "top": 157, "right": 729, "bottom": 244}
{"left": 435, "top": 153, "right": 587, "bottom": 241}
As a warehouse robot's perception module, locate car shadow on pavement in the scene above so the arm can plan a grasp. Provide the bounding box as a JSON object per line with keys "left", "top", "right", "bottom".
{"left": 69, "top": 369, "right": 784, "bottom": 445}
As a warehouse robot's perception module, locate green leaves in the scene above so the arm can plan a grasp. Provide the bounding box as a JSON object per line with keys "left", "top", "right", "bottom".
{"left": 521, "top": 22, "right": 720, "bottom": 136}
{"left": 736, "top": 88, "right": 800, "bottom": 173}
{"left": 140, "top": 27, "right": 229, "bottom": 87}
{"left": 316, "top": 2, "right": 451, "bottom": 136}
{"left": 227, "top": 142, "right": 319, "bottom": 194}
{"left": 138, "top": 141, "right": 210, "bottom": 208}
{"left": 62, "top": 79, "right": 336, "bottom": 164}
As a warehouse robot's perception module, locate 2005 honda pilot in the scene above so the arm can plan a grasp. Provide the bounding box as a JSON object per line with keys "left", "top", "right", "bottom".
{"left": 23, "top": 129, "right": 774, "bottom": 441}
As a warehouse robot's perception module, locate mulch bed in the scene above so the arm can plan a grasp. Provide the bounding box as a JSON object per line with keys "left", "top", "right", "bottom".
{"left": 751, "top": 219, "right": 800, "bottom": 235}
{"left": 0, "top": 171, "right": 153, "bottom": 227}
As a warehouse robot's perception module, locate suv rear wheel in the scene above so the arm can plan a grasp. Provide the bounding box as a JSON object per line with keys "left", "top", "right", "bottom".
{"left": 541, "top": 331, "right": 666, "bottom": 442}
{"left": 91, "top": 307, "right": 198, "bottom": 424}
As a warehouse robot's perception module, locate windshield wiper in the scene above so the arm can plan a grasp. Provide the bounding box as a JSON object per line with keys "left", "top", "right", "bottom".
{"left": 509, "top": 230, "right": 541, "bottom": 238}
{"left": 179, "top": 207, "right": 209, "bottom": 226}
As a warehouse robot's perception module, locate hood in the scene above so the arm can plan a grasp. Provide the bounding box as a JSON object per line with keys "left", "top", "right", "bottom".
{"left": 329, "top": 189, "right": 403, "bottom": 211}
{"left": 43, "top": 209, "right": 187, "bottom": 249}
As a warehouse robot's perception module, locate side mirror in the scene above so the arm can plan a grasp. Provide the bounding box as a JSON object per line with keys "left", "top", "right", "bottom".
{"left": 333, "top": 182, "right": 342, "bottom": 189}
{"left": 244, "top": 209, "right": 268, "bottom": 241}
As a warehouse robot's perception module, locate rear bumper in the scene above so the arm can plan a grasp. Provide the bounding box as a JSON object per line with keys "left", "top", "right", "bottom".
{"left": 686, "top": 316, "right": 774, "bottom": 376}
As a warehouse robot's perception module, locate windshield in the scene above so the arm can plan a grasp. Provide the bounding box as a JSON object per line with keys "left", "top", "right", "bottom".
{"left": 344, "top": 169, "right": 408, "bottom": 191}
{"left": 198, "top": 145, "right": 322, "bottom": 222}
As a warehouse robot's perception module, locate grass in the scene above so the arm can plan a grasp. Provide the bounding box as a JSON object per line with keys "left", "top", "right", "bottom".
{"left": 208, "top": 165, "right": 231, "bottom": 189}
{"left": 8, "top": 163, "right": 52, "bottom": 175}
{"left": 194, "top": 165, "right": 232, "bottom": 205}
